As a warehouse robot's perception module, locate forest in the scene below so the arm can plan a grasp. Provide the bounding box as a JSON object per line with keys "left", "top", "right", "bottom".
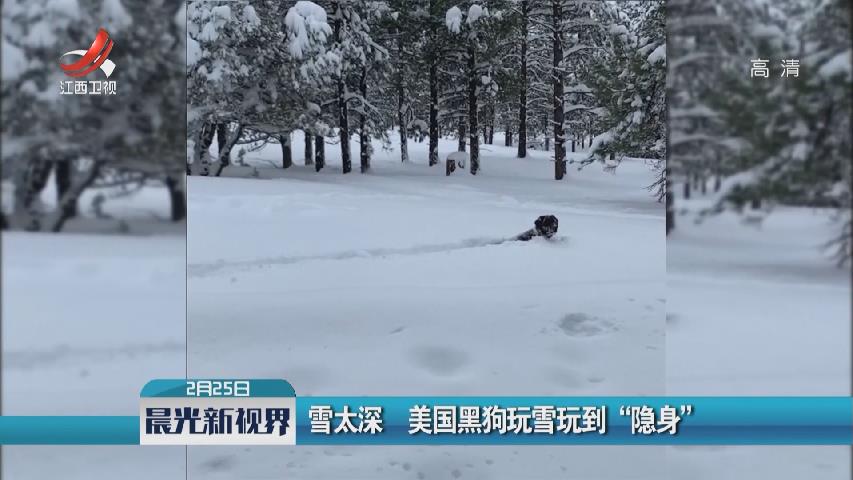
{"left": 186, "top": 0, "right": 666, "bottom": 182}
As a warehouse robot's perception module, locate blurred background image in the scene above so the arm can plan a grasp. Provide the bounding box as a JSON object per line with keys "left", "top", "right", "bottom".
{"left": 666, "top": 0, "right": 851, "bottom": 478}
{"left": 2, "top": 1, "right": 187, "bottom": 478}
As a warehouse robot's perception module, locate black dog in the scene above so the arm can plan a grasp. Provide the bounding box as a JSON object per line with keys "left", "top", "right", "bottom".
{"left": 515, "top": 215, "right": 559, "bottom": 241}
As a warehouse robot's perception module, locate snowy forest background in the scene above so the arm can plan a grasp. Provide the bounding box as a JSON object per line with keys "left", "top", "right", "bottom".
{"left": 2, "top": 2, "right": 187, "bottom": 479}
{"left": 667, "top": 1, "right": 851, "bottom": 478}
{"left": 187, "top": 0, "right": 666, "bottom": 181}
{"left": 668, "top": 0, "right": 851, "bottom": 265}
{"left": 2, "top": 0, "right": 186, "bottom": 233}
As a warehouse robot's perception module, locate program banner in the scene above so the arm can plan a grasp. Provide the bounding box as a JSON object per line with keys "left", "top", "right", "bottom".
{"left": 139, "top": 379, "right": 296, "bottom": 445}
{"left": 296, "top": 396, "right": 851, "bottom": 445}
{"left": 0, "top": 379, "right": 850, "bottom": 445}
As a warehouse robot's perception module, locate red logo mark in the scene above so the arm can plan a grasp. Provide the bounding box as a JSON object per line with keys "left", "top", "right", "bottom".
{"left": 59, "top": 28, "right": 116, "bottom": 78}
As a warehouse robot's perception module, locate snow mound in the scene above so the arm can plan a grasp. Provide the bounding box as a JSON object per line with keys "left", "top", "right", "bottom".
{"left": 647, "top": 43, "right": 665, "bottom": 65}
{"left": 1, "top": 39, "right": 27, "bottom": 81}
{"left": 818, "top": 50, "right": 851, "bottom": 78}
{"left": 101, "top": 0, "right": 132, "bottom": 30}
{"left": 445, "top": 6, "right": 462, "bottom": 33}
{"left": 285, "top": 1, "right": 332, "bottom": 59}
{"left": 447, "top": 151, "right": 468, "bottom": 168}
{"left": 467, "top": 4, "right": 487, "bottom": 25}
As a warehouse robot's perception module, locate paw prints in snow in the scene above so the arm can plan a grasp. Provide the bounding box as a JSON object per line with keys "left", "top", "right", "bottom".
{"left": 557, "top": 313, "right": 618, "bottom": 338}
{"left": 410, "top": 345, "right": 470, "bottom": 376}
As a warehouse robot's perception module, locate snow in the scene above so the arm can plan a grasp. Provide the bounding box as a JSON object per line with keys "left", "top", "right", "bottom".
{"left": 751, "top": 23, "right": 785, "bottom": 40}
{"left": 666, "top": 185, "right": 851, "bottom": 479}
{"left": 212, "top": 5, "right": 231, "bottom": 20}
{"left": 586, "top": 130, "right": 614, "bottom": 156}
{"left": 445, "top": 6, "right": 462, "bottom": 33}
{"left": 199, "top": 21, "right": 220, "bottom": 42}
{"left": 23, "top": 20, "right": 58, "bottom": 47}
{"left": 46, "top": 0, "right": 81, "bottom": 17}
{"left": 243, "top": 5, "right": 261, "bottom": 27}
{"left": 408, "top": 118, "right": 428, "bottom": 131}
{"left": 1, "top": 38, "right": 27, "bottom": 81}
{"left": 2, "top": 183, "right": 185, "bottom": 479}
{"left": 101, "top": 0, "right": 132, "bottom": 31}
{"left": 173, "top": 1, "right": 186, "bottom": 28}
{"left": 609, "top": 24, "right": 629, "bottom": 37}
{"left": 446, "top": 151, "right": 468, "bottom": 162}
{"left": 466, "top": 4, "right": 486, "bottom": 26}
{"left": 187, "top": 132, "right": 666, "bottom": 477}
{"left": 818, "top": 49, "right": 851, "bottom": 78}
{"left": 446, "top": 150, "right": 468, "bottom": 167}
{"left": 285, "top": 1, "right": 332, "bottom": 60}
{"left": 646, "top": 43, "right": 666, "bottom": 65}
{"left": 187, "top": 34, "right": 202, "bottom": 67}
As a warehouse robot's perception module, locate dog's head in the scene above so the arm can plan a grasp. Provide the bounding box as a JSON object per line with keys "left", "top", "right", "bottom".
{"left": 534, "top": 215, "right": 558, "bottom": 238}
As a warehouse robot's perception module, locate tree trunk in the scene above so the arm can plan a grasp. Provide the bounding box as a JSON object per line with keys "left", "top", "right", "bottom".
{"left": 194, "top": 121, "right": 216, "bottom": 176}
{"left": 55, "top": 159, "right": 77, "bottom": 219}
{"left": 334, "top": 4, "right": 351, "bottom": 174}
{"left": 428, "top": 57, "right": 439, "bottom": 165}
{"left": 50, "top": 162, "right": 101, "bottom": 233}
{"left": 683, "top": 178, "right": 691, "bottom": 199}
{"left": 665, "top": 167, "right": 674, "bottom": 235}
{"left": 517, "top": 0, "right": 529, "bottom": 159}
{"left": 16, "top": 158, "right": 52, "bottom": 216}
{"left": 216, "top": 123, "right": 227, "bottom": 159}
{"left": 488, "top": 108, "right": 495, "bottom": 144}
{"left": 552, "top": 0, "right": 566, "bottom": 180}
{"left": 751, "top": 197, "right": 762, "bottom": 209}
{"left": 165, "top": 175, "right": 186, "bottom": 222}
{"left": 360, "top": 65, "right": 371, "bottom": 173}
{"left": 315, "top": 135, "right": 325, "bottom": 172}
{"left": 215, "top": 122, "right": 243, "bottom": 177}
{"left": 304, "top": 132, "right": 314, "bottom": 166}
{"left": 280, "top": 133, "right": 292, "bottom": 169}
{"left": 397, "top": 31, "right": 409, "bottom": 164}
{"left": 428, "top": 0, "right": 440, "bottom": 167}
{"left": 468, "top": 44, "right": 480, "bottom": 175}
{"left": 458, "top": 121, "right": 467, "bottom": 152}
{"left": 505, "top": 130, "right": 512, "bottom": 147}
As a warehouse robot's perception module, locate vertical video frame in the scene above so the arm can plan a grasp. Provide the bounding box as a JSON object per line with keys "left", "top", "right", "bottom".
{"left": 187, "top": 0, "right": 667, "bottom": 478}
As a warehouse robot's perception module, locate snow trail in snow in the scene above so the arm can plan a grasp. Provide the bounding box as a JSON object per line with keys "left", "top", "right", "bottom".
{"left": 187, "top": 235, "right": 569, "bottom": 277}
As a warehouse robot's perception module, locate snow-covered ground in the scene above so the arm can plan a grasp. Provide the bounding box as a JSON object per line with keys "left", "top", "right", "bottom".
{"left": 3, "top": 133, "right": 847, "bottom": 479}
{"left": 2, "top": 182, "right": 186, "bottom": 479}
{"left": 187, "top": 132, "right": 667, "bottom": 478}
{"left": 666, "top": 189, "right": 851, "bottom": 479}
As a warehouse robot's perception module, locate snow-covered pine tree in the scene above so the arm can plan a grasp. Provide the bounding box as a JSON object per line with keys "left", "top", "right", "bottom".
{"left": 187, "top": 0, "right": 264, "bottom": 175}
{"left": 3, "top": 0, "right": 186, "bottom": 230}
{"left": 705, "top": 0, "right": 851, "bottom": 264}
{"left": 444, "top": 2, "right": 505, "bottom": 175}
{"left": 581, "top": 1, "right": 666, "bottom": 169}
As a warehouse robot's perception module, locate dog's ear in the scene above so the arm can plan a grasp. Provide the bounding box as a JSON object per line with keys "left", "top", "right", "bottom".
{"left": 534, "top": 216, "right": 545, "bottom": 231}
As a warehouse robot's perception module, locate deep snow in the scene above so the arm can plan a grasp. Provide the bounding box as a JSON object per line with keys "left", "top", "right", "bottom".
{"left": 187, "top": 131, "right": 667, "bottom": 478}
{"left": 2, "top": 182, "right": 186, "bottom": 479}
{"left": 1, "top": 130, "right": 846, "bottom": 479}
{"left": 665, "top": 186, "right": 851, "bottom": 480}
